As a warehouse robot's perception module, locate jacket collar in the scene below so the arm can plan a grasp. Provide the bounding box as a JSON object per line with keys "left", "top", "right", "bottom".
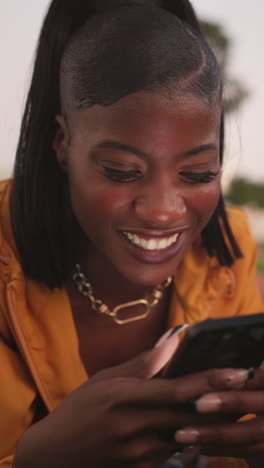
{"left": 0, "top": 180, "right": 87, "bottom": 411}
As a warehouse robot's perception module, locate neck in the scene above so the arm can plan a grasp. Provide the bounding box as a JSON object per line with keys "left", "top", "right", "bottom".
{"left": 78, "top": 251, "right": 158, "bottom": 308}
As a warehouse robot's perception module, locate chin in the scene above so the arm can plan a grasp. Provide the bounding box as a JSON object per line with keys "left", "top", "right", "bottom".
{"left": 120, "top": 264, "right": 177, "bottom": 288}
{"left": 112, "top": 228, "right": 191, "bottom": 287}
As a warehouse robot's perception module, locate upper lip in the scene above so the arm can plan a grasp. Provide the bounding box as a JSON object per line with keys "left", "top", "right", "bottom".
{"left": 119, "top": 227, "right": 190, "bottom": 237}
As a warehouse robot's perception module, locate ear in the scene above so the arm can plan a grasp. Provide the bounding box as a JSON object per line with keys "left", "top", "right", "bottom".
{"left": 53, "top": 115, "right": 70, "bottom": 171}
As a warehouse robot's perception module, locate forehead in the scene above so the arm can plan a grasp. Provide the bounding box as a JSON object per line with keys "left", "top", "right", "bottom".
{"left": 66, "top": 90, "right": 221, "bottom": 150}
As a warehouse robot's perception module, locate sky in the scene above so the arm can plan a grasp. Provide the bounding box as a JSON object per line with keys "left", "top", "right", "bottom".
{"left": 0, "top": 1, "right": 263, "bottom": 184}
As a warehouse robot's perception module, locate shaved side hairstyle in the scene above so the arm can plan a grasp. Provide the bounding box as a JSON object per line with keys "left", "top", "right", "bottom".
{"left": 11, "top": 0, "right": 242, "bottom": 288}
{"left": 60, "top": 5, "right": 220, "bottom": 109}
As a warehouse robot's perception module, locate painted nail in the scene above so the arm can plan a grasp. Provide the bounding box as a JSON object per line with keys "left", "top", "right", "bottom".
{"left": 155, "top": 324, "right": 189, "bottom": 348}
{"left": 175, "top": 429, "right": 200, "bottom": 444}
{"left": 195, "top": 394, "right": 222, "bottom": 413}
{"left": 225, "top": 369, "right": 250, "bottom": 387}
{"left": 168, "top": 324, "right": 189, "bottom": 337}
{"left": 155, "top": 329, "right": 174, "bottom": 347}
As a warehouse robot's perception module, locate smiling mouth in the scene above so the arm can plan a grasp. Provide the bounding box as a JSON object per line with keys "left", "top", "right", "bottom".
{"left": 122, "top": 231, "right": 179, "bottom": 251}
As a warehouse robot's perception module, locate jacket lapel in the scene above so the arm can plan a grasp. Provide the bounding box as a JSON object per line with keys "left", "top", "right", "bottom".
{"left": 6, "top": 276, "right": 87, "bottom": 412}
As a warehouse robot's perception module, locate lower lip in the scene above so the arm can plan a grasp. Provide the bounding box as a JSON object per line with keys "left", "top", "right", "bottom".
{"left": 118, "top": 232, "right": 185, "bottom": 265}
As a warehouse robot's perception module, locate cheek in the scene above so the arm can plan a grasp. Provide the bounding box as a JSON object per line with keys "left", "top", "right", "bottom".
{"left": 68, "top": 170, "right": 131, "bottom": 234}
{"left": 66, "top": 155, "right": 112, "bottom": 218}
{"left": 188, "top": 179, "right": 221, "bottom": 224}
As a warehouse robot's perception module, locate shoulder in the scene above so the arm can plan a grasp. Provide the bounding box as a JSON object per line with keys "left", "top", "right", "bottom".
{"left": 169, "top": 206, "right": 263, "bottom": 325}
{"left": 182, "top": 206, "right": 255, "bottom": 276}
{"left": 0, "top": 179, "right": 12, "bottom": 259}
{"left": 226, "top": 205, "right": 252, "bottom": 238}
{"left": 226, "top": 205, "right": 257, "bottom": 260}
{"left": 0, "top": 178, "right": 13, "bottom": 242}
{"left": 220, "top": 206, "right": 263, "bottom": 315}
{"left": 0, "top": 179, "right": 21, "bottom": 283}
{"left": 0, "top": 178, "right": 11, "bottom": 227}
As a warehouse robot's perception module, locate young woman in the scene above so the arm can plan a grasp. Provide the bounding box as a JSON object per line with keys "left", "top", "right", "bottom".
{"left": 1, "top": 1, "right": 264, "bottom": 467}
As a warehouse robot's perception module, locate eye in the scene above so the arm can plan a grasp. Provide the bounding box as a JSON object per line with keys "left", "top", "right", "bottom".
{"left": 102, "top": 166, "right": 143, "bottom": 183}
{"left": 180, "top": 170, "right": 220, "bottom": 184}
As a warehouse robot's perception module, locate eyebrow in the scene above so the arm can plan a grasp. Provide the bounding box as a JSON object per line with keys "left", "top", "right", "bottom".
{"left": 94, "top": 140, "right": 148, "bottom": 160}
{"left": 183, "top": 143, "right": 218, "bottom": 157}
{"left": 94, "top": 140, "right": 218, "bottom": 160}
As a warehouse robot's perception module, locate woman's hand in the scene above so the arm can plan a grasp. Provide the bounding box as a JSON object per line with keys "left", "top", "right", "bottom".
{"left": 174, "top": 365, "right": 264, "bottom": 465}
{"left": 14, "top": 331, "right": 250, "bottom": 468}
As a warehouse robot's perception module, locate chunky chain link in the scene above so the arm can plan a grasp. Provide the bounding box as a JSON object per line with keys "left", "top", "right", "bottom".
{"left": 72, "top": 264, "right": 172, "bottom": 325}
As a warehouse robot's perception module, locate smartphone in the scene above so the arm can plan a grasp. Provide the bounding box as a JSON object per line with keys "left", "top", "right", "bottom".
{"left": 164, "top": 313, "right": 264, "bottom": 379}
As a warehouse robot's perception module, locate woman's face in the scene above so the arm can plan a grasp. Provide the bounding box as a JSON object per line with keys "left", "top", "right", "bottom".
{"left": 57, "top": 91, "right": 221, "bottom": 287}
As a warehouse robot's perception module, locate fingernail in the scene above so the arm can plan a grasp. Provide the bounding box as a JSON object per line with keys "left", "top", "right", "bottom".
{"left": 195, "top": 394, "right": 222, "bottom": 413}
{"left": 168, "top": 324, "right": 189, "bottom": 337}
{"left": 155, "top": 329, "right": 174, "bottom": 347}
{"left": 155, "top": 325, "right": 188, "bottom": 348}
{"left": 175, "top": 429, "right": 200, "bottom": 444}
{"left": 225, "top": 369, "right": 250, "bottom": 387}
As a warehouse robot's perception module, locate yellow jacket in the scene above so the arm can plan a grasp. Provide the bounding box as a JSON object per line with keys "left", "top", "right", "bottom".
{"left": 0, "top": 179, "right": 263, "bottom": 468}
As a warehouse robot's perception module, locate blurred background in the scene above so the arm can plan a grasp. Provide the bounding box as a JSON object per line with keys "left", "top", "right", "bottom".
{"left": 0, "top": 1, "right": 263, "bottom": 279}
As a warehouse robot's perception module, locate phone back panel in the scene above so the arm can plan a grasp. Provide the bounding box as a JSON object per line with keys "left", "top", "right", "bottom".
{"left": 165, "top": 313, "right": 264, "bottom": 378}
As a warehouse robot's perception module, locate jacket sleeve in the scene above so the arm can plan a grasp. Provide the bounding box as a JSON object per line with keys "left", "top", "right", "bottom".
{"left": 0, "top": 285, "right": 37, "bottom": 467}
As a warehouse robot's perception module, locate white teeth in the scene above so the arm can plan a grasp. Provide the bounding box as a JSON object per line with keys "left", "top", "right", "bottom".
{"left": 148, "top": 240, "right": 157, "bottom": 250}
{"left": 133, "top": 234, "right": 140, "bottom": 245}
{"left": 141, "top": 239, "right": 148, "bottom": 249}
{"left": 123, "top": 232, "right": 179, "bottom": 251}
{"left": 159, "top": 239, "right": 168, "bottom": 249}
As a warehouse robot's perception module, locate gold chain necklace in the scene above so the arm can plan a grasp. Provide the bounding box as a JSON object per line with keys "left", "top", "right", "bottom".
{"left": 72, "top": 264, "right": 172, "bottom": 325}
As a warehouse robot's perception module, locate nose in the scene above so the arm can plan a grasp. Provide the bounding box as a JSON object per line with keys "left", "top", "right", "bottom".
{"left": 134, "top": 180, "right": 187, "bottom": 227}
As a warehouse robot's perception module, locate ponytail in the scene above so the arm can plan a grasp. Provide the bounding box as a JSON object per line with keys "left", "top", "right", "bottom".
{"left": 159, "top": 0, "right": 201, "bottom": 32}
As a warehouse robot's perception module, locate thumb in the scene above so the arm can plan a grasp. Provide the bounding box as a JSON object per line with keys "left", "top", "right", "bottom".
{"left": 92, "top": 328, "right": 181, "bottom": 382}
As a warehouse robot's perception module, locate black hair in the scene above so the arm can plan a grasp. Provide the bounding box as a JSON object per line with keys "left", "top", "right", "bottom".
{"left": 60, "top": 4, "right": 219, "bottom": 109}
{"left": 11, "top": 0, "right": 242, "bottom": 289}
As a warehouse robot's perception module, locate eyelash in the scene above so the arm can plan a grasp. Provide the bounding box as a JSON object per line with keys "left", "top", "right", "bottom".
{"left": 102, "top": 167, "right": 143, "bottom": 182}
{"left": 102, "top": 167, "right": 219, "bottom": 184}
{"left": 180, "top": 170, "right": 220, "bottom": 184}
